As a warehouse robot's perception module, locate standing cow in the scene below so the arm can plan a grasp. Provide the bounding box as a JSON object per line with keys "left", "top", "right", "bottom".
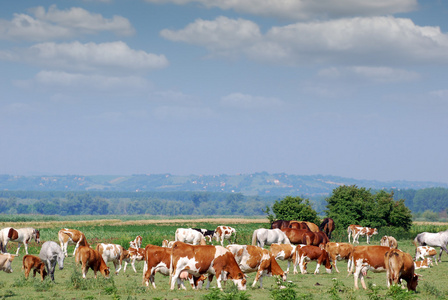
{"left": 39, "top": 241, "right": 64, "bottom": 281}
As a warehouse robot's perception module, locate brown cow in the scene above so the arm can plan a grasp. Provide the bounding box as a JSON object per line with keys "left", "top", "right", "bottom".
{"left": 325, "top": 242, "right": 354, "bottom": 273}
{"left": 75, "top": 245, "right": 110, "bottom": 279}
{"left": 227, "top": 244, "right": 286, "bottom": 288}
{"left": 380, "top": 236, "right": 398, "bottom": 249}
{"left": 281, "top": 228, "right": 312, "bottom": 245}
{"left": 170, "top": 241, "right": 246, "bottom": 291}
{"left": 348, "top": 245, "right": 391, "bottom": 289}
{"left": 297, "top": 245, "right": 332, "bottom": 274}
{"left": 143, "top": 245, "right": 172, "bottom": 288}
{"left": 58, "top": 228, "right": 90, "bottom": 257}
{"left": 385, "top": 248, "right": 419, "bottom": 291}
{"left": 22, "top": 255, "right": 47, "bottom": 281}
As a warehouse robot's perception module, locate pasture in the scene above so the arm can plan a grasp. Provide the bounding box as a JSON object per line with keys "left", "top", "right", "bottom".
{"left": 1, "top": 217, "right": 448, "bottom": 299}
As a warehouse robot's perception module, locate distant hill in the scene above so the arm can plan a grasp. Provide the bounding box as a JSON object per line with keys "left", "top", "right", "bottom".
{"left": 1, "top": 173, "right": 446, "bottom": 197}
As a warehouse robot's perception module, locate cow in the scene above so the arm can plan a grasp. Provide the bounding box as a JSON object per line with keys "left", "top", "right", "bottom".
{"left": 347, "top": 225, "right": 378, "bottom": 244}
{"left": 348, "top": 245, "right": 391, "bottom": 289}
{"left": 380, "top": 236, "right": 398, "bottom": 249}
{"left": 170, "top": 241, "right": 246, "bottom": 291}
{"left": 162, "top": 239, "right": 175, "bottom": 248}
{"left": 297, "top": 245, "right": 332, "bottom": 274}
{"left": 96, "top": 243, "right": 127, "bottom": 275}
{"left": 414, "top": 257, "right": 433, "bottom": 269}
{"left": 175, "top": 228, "right": 206, "bottom": 245}
{"left": 214, "top": 226, "right": 236, "bottom": 246}
{"left": 415, "top": 246, "right": 438, "bottom": 265}
{"left": 324, "top": 242, "right": 355, "bottom": 273}
{"left": 22, "top": 255, "right": 47, "bottom": 281}
{"left": 269, "top": 243, "right": 299, "bottom": 274}
{"left": 58, "top": 228, "right": 89, "bottom": 257}
{"left": 385, "top": 248, "right": 419, "bottom": 291}
{"left": 39, "top": 241, "right": 64, "bottom": 281}
{"left": 130, "top": 235, "right": 142, "bottom": 249}
{"left": 0, "top": 253, "right": 15, "bottom": 273}
{"left": 75, "top": 245, "right": 110, "bottom": 279}
{"left": 413, "top": 229, "right": 448, "bottom": 263}
{"left": 227, "top": 244, "right": 286, "bottom": 288}
{"left": 192, "top": 228, "right": 215, "bottom": 243}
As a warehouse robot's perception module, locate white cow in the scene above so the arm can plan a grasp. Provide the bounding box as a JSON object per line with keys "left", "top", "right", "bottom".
{"left": 96, "top": 243, "right": 126, "bottom": 275}
{"left": 174, "top": 228, "right": 206, "bottom": 245}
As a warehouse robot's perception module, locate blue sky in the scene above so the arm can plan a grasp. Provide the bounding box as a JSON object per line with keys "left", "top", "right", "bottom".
{"left": 1, "top": 0, "right": 448, "bottom": 183}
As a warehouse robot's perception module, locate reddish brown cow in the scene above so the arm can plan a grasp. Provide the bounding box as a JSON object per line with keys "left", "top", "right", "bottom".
{"left": 325, "top": 242, "right": 355, "bottom": 273}
{"left": 297, "top": 245, "right": 332, "bottom": 274}
{"left": 281, "top": 228, "right": 312, "bottom": 245}
{"left": 385, "top": 249, "right": 419, "bottom": 291}
{"left": 143, "top": 245, "right": 172, "bottom": 288}
{"left": 75, "top": 246, "right": 110, "bottom": 279}
{"left": 22, "top": 255, "right": 47, "bottom": 281}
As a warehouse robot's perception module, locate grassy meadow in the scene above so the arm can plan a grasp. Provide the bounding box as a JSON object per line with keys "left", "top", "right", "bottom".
{"left": 1, "top": 217, "right": 448, "bottom": 299}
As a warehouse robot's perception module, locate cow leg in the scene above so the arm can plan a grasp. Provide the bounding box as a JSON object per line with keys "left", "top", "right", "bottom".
{"left": 82, "top": 263, "right": 88, "bottom": 279}
{"left": 314, "top": 262, "right": 321, "bottom": 274}
{"left": 131, "top": 258, "right": 137, "bottom": 273}
{"left": 252, "top": 269, "right": 264, "bottom": 288}
{"left": 366, "top": 235, "right": 370, "bottom": 244}
{"left": 348, "top": 231, "right": 351, "bottom": 243}
{"left": 24, "top": 267, "right": 31, "bottom": 279}
{"left": 333, "top": 257, "right": 340, "bottom": 273}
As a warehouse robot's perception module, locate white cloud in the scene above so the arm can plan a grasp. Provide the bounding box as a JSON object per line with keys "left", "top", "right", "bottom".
{"left": 162, "top": 16, "right": 448, "bottom": 66}
{"left": 3, "top": 41, "right": 168, "bottom": 73}
{"left": 220, "top": 93, "right": 283, "bottom": 110}
{"left": 0, "top": 5, "right": 134, "bottom": 41}
{"left": 145, "top": 0, "right": 417, "bottom": 20}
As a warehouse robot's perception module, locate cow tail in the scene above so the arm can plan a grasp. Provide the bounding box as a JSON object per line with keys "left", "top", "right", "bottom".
{"left": 251, "top": 230, "right": 257, "bottom": 246}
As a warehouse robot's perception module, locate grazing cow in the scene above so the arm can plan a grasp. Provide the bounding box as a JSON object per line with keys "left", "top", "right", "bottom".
{"left": 22, "top": 255, "right": 47, "bottom": 281}
{"left": 162, "top": 239, "right": 175, "bottom": 248}
{"left": 252, "top": 228, "right": 290, "bottom": 248}
{"left": 270, "top": 243, "right": 299, "bottom": 274}
{"left": 175, "top": 228, "right": 206, "bottom": 245}
{"left": 0, "top": 253, "right": 15, "bottom": 273}
{"left": 297, "top": 245, "right": 332, "bottom": 274}
{"left": 385, "top": 248, "right": 419, "bottom": 291}
{"left": 415, "top": 246, "right": 438, "bottom": 265}
{"left": 130, "top": 235, "right": 142, "bottom": 249}
{"left": 413, "top": 229, "right": 448, "bottom": 263}
{"left": 214, "top": 226, "right": 236, "bottom": 246}
{"left": 170, "top": 241, "right": 246, "bottom": 291}
{"left": 192, "top": 228, "right": 215, "bottom": 242}
{"left": 75, "top": 245, "right": 110, "bottom": 279}
{"left": 348, "top": 245, "right": 391, "bottom": 289}
{"left": 414, "top": 257, "right": 433, "bottom": 269}
{"left": 39, "top": 241, "right": 64, "bottom": 281}
{"left": 58, "top": 228, "right": 89, "bottom": 257}
{"left": 324, "top": 242, "right": 355, "bottom": 273}
{"left": 0, "top": 227, "right": 40, "bottom": 255}
{"left": 281, "top": 228, "right": 312, "bottom": 245}
{"left": 96, "top": 243, "right": 127, "bottom": 275}
{"left": 347, "top": 225, "right": 378, "bottom": 244}
{"left": 123, "top": 247, "right": 145, "bottom": 273}
{"left": 319, "top": 218, "right": 335, "bottom": 239}
{"left": 380, "top": 236, "right": 398, "bottom": 249}
{"left": 227, "top": 244, "right": 286, "bottom": 288}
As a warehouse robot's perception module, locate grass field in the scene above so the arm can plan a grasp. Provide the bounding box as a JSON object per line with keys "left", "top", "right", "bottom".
{"left": 1, "top": 217, "right": 448, "bottom": 299}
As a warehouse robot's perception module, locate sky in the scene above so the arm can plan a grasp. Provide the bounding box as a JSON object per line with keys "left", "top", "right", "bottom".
{"left": 1, "top": 0, "right": 448, "bottom": 183}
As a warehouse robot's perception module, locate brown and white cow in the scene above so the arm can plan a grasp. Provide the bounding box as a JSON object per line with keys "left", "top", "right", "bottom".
{"left": 22, "top": 254, "right": 47, "bottom": 281}
{"left": 75, "top": 245, "right": 110, "bottom": 279}
{"left": 214, "top": 226, "right": 236, "bottom": 246}
{"left": 58, "top": 228, "right": 90, "bottom": 257}
{"left": 385, "top": 248, "right": 419, "bottom": 291}
{"left": 415, "top": 246, "right": 438, "bottom": 265}
{"left": 227, "top": 244, "right": 286, "bottom": 288}
{"left": 324, "top": 242, "right": 355, "bottom": 273}
{"left": 162, "top": 239, "right": 175, "bottom": 248}
{"left": 380, "top": 236, "right": 398, "bottom": 249}
{"left": 270, "top": 243, "right": 299, "bottom": 274}
{"left": 96, "top": 243, "right": 127, "bottom": 275}
{"left": 297, "top": 245, "right": 332, "bottom": 274}
{"left": 347, "top": 225, "right": 378, "bottom": 244}
{"left": 130, "top": 235, "right": 142, "bottom": 249}
{"left": 348, "top": 245, "right": 391, "bottom": 289}
{"left": 123, "top": 247, "right": 145, "bottom": 273}
{"left": 170, "top": 241, "right": 246, "bottom": 291}
{"left": 0, "top": 253, "right": 15, "bottom": 273}
{"left": 414, "top": 257, "right": 433, "bottom": 269}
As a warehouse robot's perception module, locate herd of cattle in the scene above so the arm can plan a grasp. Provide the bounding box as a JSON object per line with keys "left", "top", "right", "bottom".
{"left": 1, "top": 220, "right": 448, "bottom": 294}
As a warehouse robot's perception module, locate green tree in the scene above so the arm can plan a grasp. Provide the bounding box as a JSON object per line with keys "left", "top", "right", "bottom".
{"left": 265, "top": 196, "right": 319, "bottom": 224}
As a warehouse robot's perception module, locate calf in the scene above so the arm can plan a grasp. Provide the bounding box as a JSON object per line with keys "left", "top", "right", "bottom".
{"left": 58, "top": 228, "right": 89, "bottom": 257}
{"left": 297, "top": 245, "right": 332, "bottom": 274}
{"left": 129, "top": 235, "right": 142, "bottom": 249}
{"left": 385, "top": 248, "right": 419, "bottom": 291}
{"left": 75, "top": 245, "right": 110, "bottom": 279}
{"left": 270, "top": 243, "right": 299, "bottom": 274}
{"left": 227, "top": 244, "right": 286, "bottom": 288}
{"left": 214, "top": 226, "right": 236, "bottom": 246}
{"left": 22, "top": 255, "right": 47, "bottom": 281}
{"left": 348, "top": 245, "right": 391, "bottom": 289}
{"left": 324, "top": 242, "right": 354, "bottom": 273}
{"left": 96, "top": 243, "right": 127, "bottom": 275}
{"left": 347, "top": 225, "right": 378, "bottom": 244}
{"left": 380, "top": 236, "right": 398, "bottom": 249}
{"left": 0, "top": 253, "right": 15, "bottom": 273}
{"left": 415, "top": 246, "right": 438, "bottom": 265}
{"left": 123, "top": 246, "right": 145, "bottom": 273}
{"left": 414, "top": 257, "right": 433, "bottom": 269}
{"left": 170, "top": 241, "right": 246, "bottom": 291}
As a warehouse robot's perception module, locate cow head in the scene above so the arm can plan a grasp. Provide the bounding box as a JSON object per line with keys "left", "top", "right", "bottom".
{"left": 408, "top": 274, "right": 419, "bottom": 291}
{"left": 227, "top": 272, "right": 247, "bottom": 291}
{"left": 372, "top": 228, "right": 378, "bottom": 235}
